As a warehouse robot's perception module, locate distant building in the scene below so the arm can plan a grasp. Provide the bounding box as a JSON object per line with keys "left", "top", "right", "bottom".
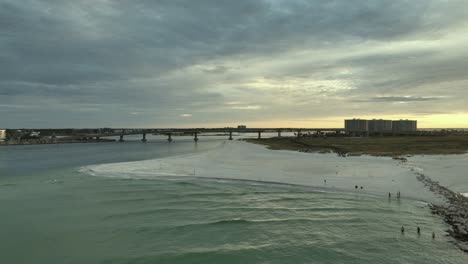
{"left": 345, "top": 118, "right": 418, "bottom": 134}
{"left": 344, "top": 119, "right": 368, "bottom": 132}
{"left": 29, "top": 131, "right": 41, "bottom": 138}
{"left": 237, "top": 125, "right": 247, "bottom": 129}
{"left": 368, "top": 119, "right": 393, "bottom": 133}
{"left": 0, "top": 130, "right": 6, "bottom": 141}
{"left": 392, "top": 120, "right": 417, "bottom": 132}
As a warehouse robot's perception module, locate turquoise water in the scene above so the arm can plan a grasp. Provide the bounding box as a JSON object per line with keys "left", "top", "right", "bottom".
{"left": 1, "top": 138, "right": 467, "bottom": 263}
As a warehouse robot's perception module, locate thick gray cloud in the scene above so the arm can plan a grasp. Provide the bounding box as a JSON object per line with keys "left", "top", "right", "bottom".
{"left": 355, "top": 96, "right": 446, "bottom": 102}
{"left": 1, "top": 0, "right": 468, "bottom": 128}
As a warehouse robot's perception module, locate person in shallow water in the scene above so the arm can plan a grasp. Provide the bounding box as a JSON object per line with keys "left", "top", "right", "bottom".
{"left": 401, "top": 226, "right": 405, "bottom": 233}
{"left": 389, "top": 192, "right": 392, "bottom": 198}
{"left": 417, "top": 227, "right": 421, "bottom": 235}
{"left": 355, "top": 185, "right": 358, "bottom": 189}
{"left": 432, "top": 232, "right": 436, "bottom": 239}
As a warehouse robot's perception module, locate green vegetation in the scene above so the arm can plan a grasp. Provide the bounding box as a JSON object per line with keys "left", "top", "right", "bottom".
{"left": 245, "top": 135, "right": 468, "bottom": 157}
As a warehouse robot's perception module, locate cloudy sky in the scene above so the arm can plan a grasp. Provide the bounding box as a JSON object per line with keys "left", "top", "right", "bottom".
{"left": 1, "top": 0, "right": 468, "bottom": 128}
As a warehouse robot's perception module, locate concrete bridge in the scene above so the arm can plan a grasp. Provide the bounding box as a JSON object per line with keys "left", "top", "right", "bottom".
{"left": 76, "top": 128, "right": 346, "bottom": 142}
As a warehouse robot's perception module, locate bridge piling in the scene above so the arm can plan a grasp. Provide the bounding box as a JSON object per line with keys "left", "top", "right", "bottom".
{"left": 194, "top": 132, "right": 199, "bottom": 142}
{"left": 277, "top": 130, "right": 281, "bottom": 137}
{"left": 258, "top": 131, "right": 261, "bottom": 139}
{"left": 119, "top": 135, "right": 124, "bottom": 142}
{"left": 142, "top": 133, "right": 147, "bottom": 142}
{"left": 229, "top": 131, "right": 233, "bottom": 140}
{"left": 167, "top": 133, "right": 172, "bottom": 142}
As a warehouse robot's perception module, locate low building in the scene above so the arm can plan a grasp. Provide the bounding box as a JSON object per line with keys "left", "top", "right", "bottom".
{"left": 392, "top": 120, "right": 417, "bottom": 132}
{"left": 0, "top": 130, "right": 6, "bottom": 141}
{"left": 368, "top": 119, "right": 393, "bottom": 133}
{"left": 29, "top": 131, "right": 41, "bottom": 138}
{"left": 344, "top": 119, "right": 368, "bottom": 132}
{"left": 237, "top": 125, "right": 247, "bottom": 129}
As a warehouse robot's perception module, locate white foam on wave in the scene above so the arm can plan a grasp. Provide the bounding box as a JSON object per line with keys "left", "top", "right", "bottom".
{"left": 84, "top": 151, "right": 202, "bottom": 179}
{"left": 78, "top": 167, "right": 95, "bottom": 176}
{"left": 80, "top": 141, "right": 440, "bottom": 199}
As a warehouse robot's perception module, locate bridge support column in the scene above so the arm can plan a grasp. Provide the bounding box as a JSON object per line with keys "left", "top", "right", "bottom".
{"left": 277, "top": 130, "right": 282, "bottom": 137}
{"left": 297, "top": 130, "right": 301, "bottom": 138}
{"left": 167, "top": 133, "right": 172, "bottom": 142}
{"left": 96, "top": 136, "right": 100, "bottom": 141}
{"left": 119, "top": 135, "right": 124, "bottom": 142}
{"left": 142, "top": 133, "right": 147, "bottom": 142}
{"left": 258, "top": 131, "right": 261, "bottom": 139}
{"left": 194, "top": 132, "right": 199, "bottom": 142}
{"left": 229, "top": 131, "right": 233, "bottom": 140}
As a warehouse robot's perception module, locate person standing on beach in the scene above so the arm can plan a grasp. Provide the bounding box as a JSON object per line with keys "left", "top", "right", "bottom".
{"left": 389, "top": 192, "right": 391, "bottom": 198}
{"left": 401, "top": 226, "right": 405, "bottom": 233}
{"left": 417, "top": 226, "right": 421, "bottom": 235}
{"left": 432, "top": 232, "right": 435, "bottom": 239}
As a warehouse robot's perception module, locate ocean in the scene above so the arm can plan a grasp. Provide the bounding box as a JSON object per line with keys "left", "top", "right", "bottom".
{"left": 1, "top": 135, "right": 467, "bottom": 263}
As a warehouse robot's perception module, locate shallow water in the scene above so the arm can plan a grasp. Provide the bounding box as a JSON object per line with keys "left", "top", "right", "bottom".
{"left": 406, "top": 154, "right": 468, "bottom": 194}
{"left": 1, "top": 138, "right": 467, "bottom": 263}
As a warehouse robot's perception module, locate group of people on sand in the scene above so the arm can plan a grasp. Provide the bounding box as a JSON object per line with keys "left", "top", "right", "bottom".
{"left": 388, "top": 191, "right": 401, "bottom": 199}
{"left": 401, "top": 226, "right": 436, "bottom": 239}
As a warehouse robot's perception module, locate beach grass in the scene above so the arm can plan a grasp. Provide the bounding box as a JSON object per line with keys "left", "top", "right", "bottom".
{"left": 244, "top": 135, "right": 468, "bottom": 157}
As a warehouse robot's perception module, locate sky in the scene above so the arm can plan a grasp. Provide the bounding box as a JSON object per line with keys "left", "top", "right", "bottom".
{"left": 1, "top": 0, "right": 468, "bottom": 128}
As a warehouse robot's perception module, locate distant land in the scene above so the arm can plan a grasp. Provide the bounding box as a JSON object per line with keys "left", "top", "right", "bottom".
{"left": 2, "top": 127, "right": 468, "bottom": 148}
{"left": 245, "top": 135, "right": 468, "bottom": 157}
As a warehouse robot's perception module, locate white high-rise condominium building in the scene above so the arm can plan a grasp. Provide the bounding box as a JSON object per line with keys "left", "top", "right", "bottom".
{"left": 345, "top": 119, "right": 368, "bottom": 132}
{"left": 368, "top": 119, "right": 393, "bottom": 133}
{"left": 0, "top": 130, "right": 6, "bottom": 141}
{"left": 392, "top": 120, "right": 417, "bottom": 132}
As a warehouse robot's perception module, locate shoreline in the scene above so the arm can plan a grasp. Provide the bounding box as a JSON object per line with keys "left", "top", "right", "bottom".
{"left": 4, "top": 136, "right": 468, "bottom": 251}
{"left": 414, "top": 170, "right": 468, "bottom": 251}
{"left": 6, "top": 140, "right": 468, "bottom": 263}
{"left": 85, "top": 140, "right": 435, "bottom": 199}
{"left": 244, "top": 136, "right": 468, "bottom": 157}
{"left": 0, "top": 138, "right": 116, "bottom": 146}
{"left": 245, "top": 138, "right": 468, "bottom": 251}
